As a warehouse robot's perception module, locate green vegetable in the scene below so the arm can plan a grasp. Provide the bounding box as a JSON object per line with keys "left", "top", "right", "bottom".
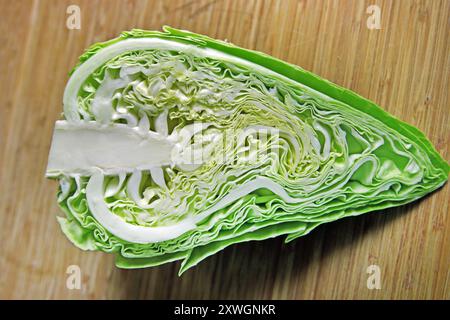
{"left": 46, "top": 27, "right": 449, "bottom": 274}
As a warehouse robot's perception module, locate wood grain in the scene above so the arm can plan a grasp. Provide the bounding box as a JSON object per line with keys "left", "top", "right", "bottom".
{"left": 0, "top": 0, "right": 448, "bottom": 299}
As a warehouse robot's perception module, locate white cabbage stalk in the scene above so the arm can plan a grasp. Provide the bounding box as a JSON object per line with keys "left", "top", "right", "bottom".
{"left": 46, "top": 27, "right": 449, "bottom": 274}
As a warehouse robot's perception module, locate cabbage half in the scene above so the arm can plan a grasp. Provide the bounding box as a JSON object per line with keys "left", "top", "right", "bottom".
{"left": 46, "top": 27, "right": 449, "bottom": 274}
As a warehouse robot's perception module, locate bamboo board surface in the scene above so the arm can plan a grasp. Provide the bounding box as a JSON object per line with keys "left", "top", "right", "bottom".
{"left": 0, "top": 0, "right": 449, "bottom": 299}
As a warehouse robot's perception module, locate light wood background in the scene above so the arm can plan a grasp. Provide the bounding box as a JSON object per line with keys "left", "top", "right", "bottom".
{"left": 0, "top": 0, "right": 449, "bottom": 300}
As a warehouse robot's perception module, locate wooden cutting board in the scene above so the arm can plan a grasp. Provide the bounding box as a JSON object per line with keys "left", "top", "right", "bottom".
{"left": 1, "top": 0, "right": 448, "bottom": 299}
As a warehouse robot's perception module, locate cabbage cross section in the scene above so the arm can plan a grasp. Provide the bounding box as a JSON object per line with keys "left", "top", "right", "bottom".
{"left": 46, "top": 28, "right": 449, "bottom": 274}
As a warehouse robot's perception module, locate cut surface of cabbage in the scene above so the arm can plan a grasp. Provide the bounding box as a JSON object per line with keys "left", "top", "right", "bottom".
{"left": 46, "top": 27, "right": 449, "bottom": 274}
